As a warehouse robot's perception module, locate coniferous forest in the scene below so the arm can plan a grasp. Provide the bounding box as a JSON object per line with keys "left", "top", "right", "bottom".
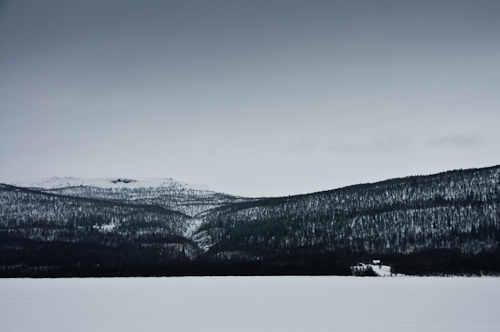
{"left": 1, "top": 165, "right": 500, "bottom": 277}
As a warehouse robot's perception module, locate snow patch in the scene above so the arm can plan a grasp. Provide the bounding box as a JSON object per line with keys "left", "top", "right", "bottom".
{"left": 368, "top": 264, "right": 403, "bottom": 277}
{"left": 183, "top": 218, "right": 204, "bottom": 238}
{"left": 351, "top": 263, "right": 404, "bottom": 277}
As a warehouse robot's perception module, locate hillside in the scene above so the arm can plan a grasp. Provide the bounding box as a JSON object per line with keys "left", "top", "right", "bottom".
{"left": 12, "top": 177, "right": 253, "bottom": 217}
{"left": 1, "top": 166, "right": 500, "bottom": 277}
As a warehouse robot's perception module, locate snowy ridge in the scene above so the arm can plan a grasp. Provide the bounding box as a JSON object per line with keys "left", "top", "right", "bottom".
{"left": 9, "top": 176, "right": 251, "bottom": 218}
{"left": 12, "top": 177, "right": 210, "bottom": 192}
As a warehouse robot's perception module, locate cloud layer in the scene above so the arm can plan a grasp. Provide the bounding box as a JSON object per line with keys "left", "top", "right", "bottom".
{"left": 0, "top": 1, "right": 499, "bottom": 197}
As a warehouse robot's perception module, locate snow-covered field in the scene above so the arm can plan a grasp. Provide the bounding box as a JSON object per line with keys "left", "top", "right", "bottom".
{"left": 1, "top": 276, "right": 499, "bottom": 332}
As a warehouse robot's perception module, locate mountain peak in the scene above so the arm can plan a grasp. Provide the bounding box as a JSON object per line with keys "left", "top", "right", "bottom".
{"left": 11, "top": 176, "right": 210, "bottom": 191}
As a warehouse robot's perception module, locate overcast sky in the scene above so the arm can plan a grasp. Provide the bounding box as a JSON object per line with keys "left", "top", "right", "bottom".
{"left": 1, "top": 0, "right": 499, "bottom": 197}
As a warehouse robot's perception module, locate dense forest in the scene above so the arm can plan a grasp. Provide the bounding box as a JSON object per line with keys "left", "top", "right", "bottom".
{"left": 1, "top": 165, "right": 500, "bottom": 277}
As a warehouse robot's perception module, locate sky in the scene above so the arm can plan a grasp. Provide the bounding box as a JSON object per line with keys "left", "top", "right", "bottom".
{"left": 1, "top": 0, "right": 499, "bottom": 197}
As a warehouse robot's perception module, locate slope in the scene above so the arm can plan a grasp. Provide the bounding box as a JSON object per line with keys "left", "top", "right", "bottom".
{"left": 12, "top": 177, "right": 254, "bottom": 217}
{"left": 194, "top": 165, "right": 500, "bottom": 274}
{"left": 0, "top": 184, "right": 201, "bottom": 276}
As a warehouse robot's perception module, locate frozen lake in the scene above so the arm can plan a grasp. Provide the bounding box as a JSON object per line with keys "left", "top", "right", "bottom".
{"left": 1, "top": 276, "right": 499, "bottom": 332}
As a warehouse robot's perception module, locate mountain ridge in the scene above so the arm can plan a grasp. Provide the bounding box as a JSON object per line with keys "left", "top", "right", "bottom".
{"left": 8, "top": 176, "right": 255, "bottom": 218}
{"left": 1, "top": 164, "right": 499, "bottom": 277}
{"left": 11, "top": 176, "right": 211, "bottom": 192}
{"left": 10, "top": 163, "right": 500, "bottom": 199}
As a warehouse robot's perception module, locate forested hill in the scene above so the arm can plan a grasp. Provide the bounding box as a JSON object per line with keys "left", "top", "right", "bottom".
{"left": 1, "top": 166, "right": 500, "bottom": 277}
{"left": 194, "top": 166, "right": 500, "bottom": 274}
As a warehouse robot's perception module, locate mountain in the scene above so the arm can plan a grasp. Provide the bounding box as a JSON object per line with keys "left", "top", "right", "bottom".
{"left": 1, "top": 167, "right": 500, "bottom": 277}
{"left": 11, "top": 177, "right": 251, "bottom": 216}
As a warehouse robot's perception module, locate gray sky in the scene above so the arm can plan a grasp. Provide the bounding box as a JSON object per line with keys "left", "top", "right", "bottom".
{"left": 1, "top": 0, "right": 499, "bottom": 197}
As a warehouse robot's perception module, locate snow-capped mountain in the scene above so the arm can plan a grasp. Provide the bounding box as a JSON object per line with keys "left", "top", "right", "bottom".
{"left": 12, "top": 176, "right": 210, "bottom": 191}
{"left": 1, "top": 165, "right": 500, "bottom": 277}
{"left": 11, "top": 177, "right": 251, "bottom": 217}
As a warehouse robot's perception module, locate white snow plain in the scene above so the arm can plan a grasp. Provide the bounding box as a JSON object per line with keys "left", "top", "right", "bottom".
{"left": 1, "top": 276, "right": 499, "bottom": 332}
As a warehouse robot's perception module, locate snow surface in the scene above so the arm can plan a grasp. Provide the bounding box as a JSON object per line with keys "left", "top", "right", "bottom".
{"left": 1, "top": 276, "right": 499, "bottom": 332}
{"left": 368, "top": 264, "right": 403, "bottom": 277}
{"left": 183, "top": 217, "right": 204, "bottom": 237}
{"left": 11, "top": 176, "right": 210, "bottom": 191}
{"left": 94, "top": 224, "right": 115, "bottom": 231}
